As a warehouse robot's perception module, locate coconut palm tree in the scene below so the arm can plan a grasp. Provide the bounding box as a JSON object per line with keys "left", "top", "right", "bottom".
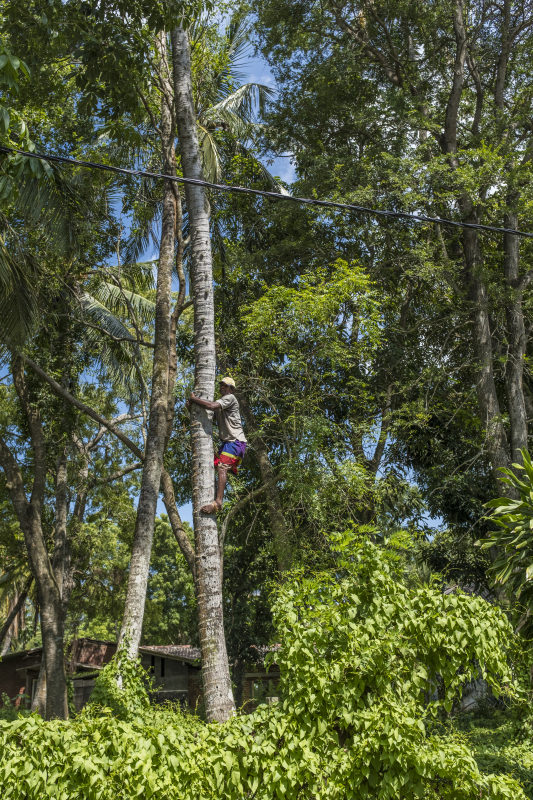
{"left": 194, "top": 16, "right": 276, "bottom": 185}
{"left": 0, "top": 15, "right": 275, "bottom": 723}
{"left": 76, "top": 19, "right": 276, "bottom": 722}
{"left": 122, "top": 15, "right": 279, "bottom": 264}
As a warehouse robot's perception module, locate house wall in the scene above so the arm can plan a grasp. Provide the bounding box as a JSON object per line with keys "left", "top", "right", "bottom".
{"left": 242, "top": 673, "right": 281, "bottom": 712}
{"left": 73, "top": 679, "right": 96, "bottom": 712}
{"left": 146, "top": 655, "right": 188, "bottom": 691}
{"left": 0, "top": 650, "right": 42, "bottom": 707}
{"left": 139, "top": 654, "right": 198, "bottom": 706}
{"left": 1, "top": 644, "right": 204, "bottom": 714}
{"left": 0, "top": 657, "right": 27, "bottom": 704}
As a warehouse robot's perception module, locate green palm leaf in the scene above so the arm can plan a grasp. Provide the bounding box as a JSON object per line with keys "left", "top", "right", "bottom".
{"left": 0, "top": 231, "right": 39, "bottom": 348}
{"left": 89, "top": 282, "right": 156, "bottom": 326}
{"left": 79, "top": 292, "right": 139, "bottom": 341}
{"left": 198, "top": 126, "right": 224, "bottom": 183}
{"left": 482, "top": 449, "right": 533, "bottom": 616}
{"left": 203, "top": 82, "right": 275, "bottom": 130}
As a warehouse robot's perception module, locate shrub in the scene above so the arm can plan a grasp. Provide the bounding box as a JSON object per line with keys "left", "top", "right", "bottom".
{"left": 0, "top": 534, "right": 527, "bottom": 799}
{"left": 0, "top": 693, "right": 30, "bottom": 723}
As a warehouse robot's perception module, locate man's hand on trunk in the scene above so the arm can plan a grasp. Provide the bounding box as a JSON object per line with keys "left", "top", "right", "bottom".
{"left": 187, "top": 393, "right": 220, "bottom": 412}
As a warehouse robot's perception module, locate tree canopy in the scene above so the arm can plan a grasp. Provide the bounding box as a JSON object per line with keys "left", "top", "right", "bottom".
{"left": 2, "top": 0, "right": 533, "bottom": 795}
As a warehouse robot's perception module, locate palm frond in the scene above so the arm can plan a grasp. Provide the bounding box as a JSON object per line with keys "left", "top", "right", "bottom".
{"left": 0, "top": 162, "right": 115, "bottom": 352}
{"left": 232, "top": 140, "right": 292, "bottom": 195}
{"left": 104, "top": 261, "right": 156, "bottom": 293}
{"left": 122, "top": 177, "right": 163, "bottom": 265}
{"left": 89, "top": 282, "right": 156, "bottom": 327}
{"left": 86, "top": 334, "right": 139, "bottom": 399}
{"left": 194, "top": 16, "right": 257, "bottom": 110}
{"left": 79, "top": 292, "right": 139, "bottom": 341}
{"left": 16, "top": 163, "right": 95, "bottom": 258}
{"left": 204, "top": 83, "right": 275, "bottom": 127}
{"left": 225, "top": 16, "right": 253, "bottom": 67}
{"left": 78, "top": 301, "right": 142, "bottom": 400}
{"left": 198, "top": 126, "right": 225, "bottom": 183}
{"left": 0, "top": 218, "right": 40, "bottom": 349}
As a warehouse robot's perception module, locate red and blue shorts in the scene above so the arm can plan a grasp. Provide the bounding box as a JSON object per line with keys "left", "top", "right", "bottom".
{"left": 214, "top": 440, "right": 247, "bottom": 475}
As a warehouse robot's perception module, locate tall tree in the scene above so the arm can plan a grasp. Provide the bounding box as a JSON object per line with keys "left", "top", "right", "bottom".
{"left": 171, "top": 25, "right": 235, "bottom": 722}
{"left": 116, "top": 32, "right": 177, "bottom": 660}
{"left": 6, "top": 2, "right": 245, "bottom": 721}
{"left": 253, "top": 0, "right": 533, "bottom": 499}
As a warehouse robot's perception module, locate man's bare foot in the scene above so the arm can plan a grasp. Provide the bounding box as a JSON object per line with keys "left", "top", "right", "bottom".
{"left": 200, "top": 501, "right": 221, "bottom": 514}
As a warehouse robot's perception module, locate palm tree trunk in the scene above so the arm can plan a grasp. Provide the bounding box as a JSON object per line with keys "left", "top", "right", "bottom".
{"left": 31, "top": 659, "right": 46, "bottom": 716}
{"left": 118, "top": 33, "right": 176, "bottom": 659}
{"left": 171, "top": 25, "right": 235, "bottom": 723}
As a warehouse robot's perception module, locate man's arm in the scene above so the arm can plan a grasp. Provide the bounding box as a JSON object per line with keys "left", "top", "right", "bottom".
{"left": 187, "top": 392, "right": 221, "bottom": 412}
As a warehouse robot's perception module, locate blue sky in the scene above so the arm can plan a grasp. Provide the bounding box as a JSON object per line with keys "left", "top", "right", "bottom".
{"left": 245, "top": 54, "right": 296, "bottom": 185}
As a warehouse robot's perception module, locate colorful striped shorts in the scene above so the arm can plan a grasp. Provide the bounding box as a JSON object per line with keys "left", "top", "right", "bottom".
{"left": 214, "top": 440, "right": 247, "bottom": 475}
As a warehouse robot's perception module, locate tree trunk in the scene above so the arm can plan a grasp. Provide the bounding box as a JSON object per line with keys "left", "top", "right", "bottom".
{"left": 462, "top": 224, "right": 511, "bottom": 491}
{"left": 31, "top": 659, "right": 46, "bottom": 716}
{"left": 0, "top": 628, "right": 12, "bottom": 657}
{"left": 0, "top": 575, "right": 33, "bottom": 655}
{"left": 0, "top": 358, "right": 68, "bottom": 719}
{"left": 503, "top": 208, "right": 528, "bottom": 467}
{"left": 439, "top": 1, "right": 512, "bottom": 491}
{"left": 118, "top": 32, "right": 176, "bottom": 659}
{"left": 37, "top": 553, "right": 68, "bottom": 718}
{"left": 237, "top": 392, "right": 291, "bottom": 572}
{"left": 161, "top": 178, "right": 196, "bottom": 579}
{"left": 171, "top": 25, "right": 235, "bottom": 723}
{"left": 52, "top": 450, "right": 74, "bottom": 625}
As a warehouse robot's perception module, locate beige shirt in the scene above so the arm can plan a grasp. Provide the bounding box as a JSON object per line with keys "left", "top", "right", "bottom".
{"left": 214, "top": 394, "right": 247, "bottom": 443}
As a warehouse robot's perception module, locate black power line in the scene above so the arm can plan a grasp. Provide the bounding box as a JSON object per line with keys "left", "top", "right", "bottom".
{"left": 1, "top": 144, "right": 532, "bottom": 239}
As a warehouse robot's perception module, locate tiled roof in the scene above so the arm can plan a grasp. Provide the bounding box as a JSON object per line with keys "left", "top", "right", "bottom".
{"left": 139, "top": 644, "right": 201, "bottom": 661}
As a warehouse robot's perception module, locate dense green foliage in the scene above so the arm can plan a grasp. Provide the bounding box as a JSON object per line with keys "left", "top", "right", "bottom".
{"left": 0, "top": 536, "right": 527, "bottom": 799}
{"left": 458, "top": 708, "right": 533, "bottom": 798}
{"left": 480, "top": 452, "right": 533, "bottom": 598}
{"left": 2, "top": 0, "right": 533, "bottom": 791}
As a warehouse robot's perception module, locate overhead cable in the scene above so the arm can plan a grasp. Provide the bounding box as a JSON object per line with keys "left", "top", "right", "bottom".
{"left": 0, "top": 144, "right": 532, "bottom": 239}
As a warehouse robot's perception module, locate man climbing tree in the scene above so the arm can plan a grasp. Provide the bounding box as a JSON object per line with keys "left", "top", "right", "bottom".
{"left": 187, "top": 377, "right": 247, "bottom": 513}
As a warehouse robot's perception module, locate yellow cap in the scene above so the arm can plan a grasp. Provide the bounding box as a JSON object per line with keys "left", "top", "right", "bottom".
{"left": 220, "top": 376, "right": 236, "bottom": 388}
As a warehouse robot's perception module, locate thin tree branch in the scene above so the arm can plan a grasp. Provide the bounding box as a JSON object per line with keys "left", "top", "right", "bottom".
{"left": 22, "top": 355, "right": 144, "bottom": 460}
{"left": 219, "top": 478, "right": 276, "bottom": 554}
{"left": 22, "top": 362, "right": 196, "bottom": 583}
{"left": 160, "top": 468, "right": 196, "bottom": 578}
{"left": 88, "top": 462, "right": 143, "bottom": 489}
{"left": 134, "top": 81, "right": 162, "bottom": 134}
